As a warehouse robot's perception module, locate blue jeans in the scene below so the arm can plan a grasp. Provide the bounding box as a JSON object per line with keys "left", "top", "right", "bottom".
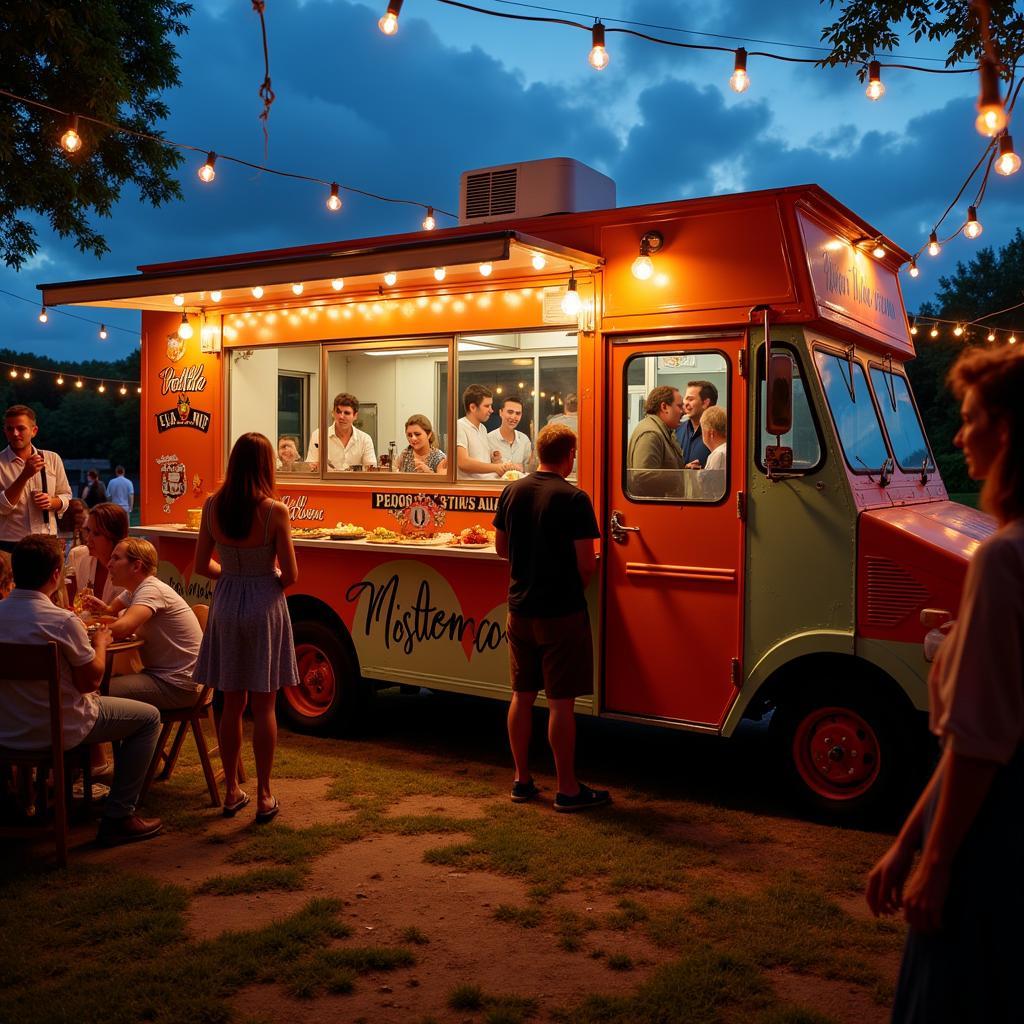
{"left": 76, "top": 696, "right": 162, "bottom": 819}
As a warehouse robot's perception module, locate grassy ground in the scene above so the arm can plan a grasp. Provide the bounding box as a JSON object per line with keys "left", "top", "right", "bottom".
{"left": 0, "top": 700, "right": 904, "bottom": 1024}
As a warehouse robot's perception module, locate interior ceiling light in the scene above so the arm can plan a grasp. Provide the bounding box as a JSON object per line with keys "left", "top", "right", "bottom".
{"left": 729, "top": 47, "right": 749, "bottom": 93}
{"left": 210, "top": 290, "right": 222, "bottom": 302}
{"left": 865, "top": 60, "right": 885, "bottom": 101}
{"left": 995, "top": 133, "right": 1021, "bottom": 176}
{"left": 291, "top": 282, "right": 304, "bottom": 295}
{"left": 251, "top": 286, "right": 264, "bottom": 299}
{"left": 422, "top": 207, "right": 436, "bottom": 230}
{"left": 433, "top": 267, "right": 446, "bottom": 281}
{"left": 198, "top": 152, "right": 217, "bottom": 183}
{"left": 531, "top": 253, "right": 546, "bottom": 270}
{"left": 631, "top": 230, "right": 664, "bottom": 280}
{"left": 173, "top": 293, "right": 185, "bottom": 306}
{"left": 331, "top": 278, "right": 345, "bottom": 291}
{"left": 327, "top": 183, "right": 342, "bottom": 211}
{"left": 378, "top": 0, "right": 402, "bottom": 35}
{"left": 479, "top": 262, "right": 493, "bottom": 277}
{"left": 588, "top": 21, "right": 609, "bottom": 71}
{"left": 383, "top": 271, "right": 398, "bottom": 286}
{"left": 975, "top": 59, "right": 1007, "bottom": 137}
{"left": 964, "top": 205, "right": 983, "bottom": 239}
{"left": 60, "top": 115, "right": 82, "bottom": 153}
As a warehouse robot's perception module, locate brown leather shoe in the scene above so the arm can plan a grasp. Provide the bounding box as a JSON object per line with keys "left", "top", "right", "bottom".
{"left": 96, "top": 814, "right": 163, "bottom": 847}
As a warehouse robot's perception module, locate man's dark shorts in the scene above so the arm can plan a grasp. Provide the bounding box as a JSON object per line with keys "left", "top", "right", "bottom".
{"left": 506, "top": 609, "right": 593, "bottom": 700}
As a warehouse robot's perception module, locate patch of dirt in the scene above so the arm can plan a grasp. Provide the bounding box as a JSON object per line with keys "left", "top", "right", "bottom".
{"left": 769, "top": 967, "right": 888, "bottom": 1024}
{"left": 383, "top": 793, "right": 493, "bottom": 819}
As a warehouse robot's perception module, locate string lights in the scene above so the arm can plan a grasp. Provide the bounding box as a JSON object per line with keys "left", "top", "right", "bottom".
{"left": 198, "top": 152, "right": 217, "bottom": 183}
{"left": 0, "top": 359, "right": 139, "bottom": 395}
{"left": 995, "top": 134, "right": 1021, "bottom": 175}
{"left": 588, "top": 21, "right": 609, "bottom": 71}
{"left": 865, "top": 61, "right": 885, "bottom": 101}
{"left": 59, "top": 115, "right": 81, "bottom": 154}
{"left": 378, "top": 0, "right": 403, "bottom": 35}
{"left": 729, "top": 48, "right": 750, "bottom": 93}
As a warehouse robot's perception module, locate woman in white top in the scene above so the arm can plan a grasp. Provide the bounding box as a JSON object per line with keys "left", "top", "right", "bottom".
{"left": 67, "top": 502, "right": 129, "bottom": 608}
{"left": 866, "top": 345, "right": 1024, "bottom": 1021}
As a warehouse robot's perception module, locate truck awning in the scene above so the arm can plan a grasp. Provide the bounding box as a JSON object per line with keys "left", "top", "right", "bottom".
{"left": 38, "top": 231, "right": 602, "bottom": 312}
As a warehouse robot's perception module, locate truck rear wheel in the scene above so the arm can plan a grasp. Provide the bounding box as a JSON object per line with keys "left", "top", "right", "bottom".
{"left": 772, "top": 680, "right": 911, "bottom": 818}
{"left": 279, "top": 620, "right": 365, "bottom": 734}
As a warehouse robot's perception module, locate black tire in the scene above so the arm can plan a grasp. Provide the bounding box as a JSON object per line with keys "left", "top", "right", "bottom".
{"left": 770, "top": 677, "right": 920, "bottom": 821}
{"left": 278, "top": 620, "right": 366, "bottom": 734}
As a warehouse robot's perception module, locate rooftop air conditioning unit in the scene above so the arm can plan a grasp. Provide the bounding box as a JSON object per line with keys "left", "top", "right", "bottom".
{"left": 459, "top": 157, "right": 615, "bottom": 225}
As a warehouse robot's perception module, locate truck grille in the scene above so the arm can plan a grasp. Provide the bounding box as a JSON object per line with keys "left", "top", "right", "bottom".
{"left": 465, "top": 168, "right": 518, "bottom": 219}
{"left": 864, "top": 557, "right": 929, "bottom": 627}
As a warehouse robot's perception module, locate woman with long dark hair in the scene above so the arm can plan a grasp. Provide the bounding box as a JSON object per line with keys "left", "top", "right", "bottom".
{"left": 867, "top": 346, "right": 1024, "bottom": 1021}
{"left": 195, "top": 432, "right": 299, "bottom": 823}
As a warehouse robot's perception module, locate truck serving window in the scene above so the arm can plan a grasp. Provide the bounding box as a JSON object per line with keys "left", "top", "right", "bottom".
{"left": 756, "top": 348, "right": 822, "bottom": 473}
{"left": 869, "top": 368, "right": 934, "bottom": 473}
{"left": 814, "top": 350, "right": 889, "bottom": 473}
{"left": 623, "top": 351, "right": 729, "bottom": 503}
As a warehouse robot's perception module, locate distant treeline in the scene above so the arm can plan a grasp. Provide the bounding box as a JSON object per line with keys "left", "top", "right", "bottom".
{"left": 0, "top": 347, "right": 140, "bottom": 475}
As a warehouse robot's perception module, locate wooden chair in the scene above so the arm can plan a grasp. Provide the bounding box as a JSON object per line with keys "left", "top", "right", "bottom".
{"left": 137, "top": 604, "right": 242, "bottom": 808}
{"left": 0, "top": 641, "right": 92, "bottom": 868}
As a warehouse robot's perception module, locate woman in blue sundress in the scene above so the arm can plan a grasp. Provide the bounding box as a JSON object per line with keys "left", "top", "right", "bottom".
{"left": 195, "top": 432, "right": 299, "bottom": 823}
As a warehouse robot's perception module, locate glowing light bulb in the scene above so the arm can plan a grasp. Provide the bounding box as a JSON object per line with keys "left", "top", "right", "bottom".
{"left": 383, "top": 271, "right": 397, "bottom": 286}
{"left": 177, "top": 314, "right": 193, "bottom": 340}
{"left": 378, "top": 0, "right": 401, "bottom": 35}
{"left": 22, "top": 370, "right": 30, "bottom": 380}
{"left": 561, "top": 274, "right": 581, "bottom": 317}
{"left": 60, "top": 116, "right": 82, "bottom": 153}
{"left": 479, "top": 262, "right": 493, "bottom": 277}
{"left": 588, "top": 21, "right": 609, "bottom": 71}
{"left": 964, "top": 205, "right": 983, "bottom": 239}
{"left": 210, "top": 290, "right": 222, "bottom": 303}
{"left": 331, "top": 278, "right": 344, "bottom": 291}
{"left": 99, "top": 324, "right": 107, "bottom": 340}
{"left": 136, "top": 386, "right": 142, "bottom": 394}
{"left": 995, "top": 134, "right": 1021, "bottom": 176}
{"left": 865, "top": 61, "right": 884, "bottom": 101}
{"left": 910, "top": 320, "right": 918, "bottom": 335}
{"left": 908, "top": 259, "right": 920, "bottom": 278}
{"left": 98, "top": 383, "right": 106, "bottom": 393}
{"left": 531, "top": 253, "right": 546, "bottom": 270}
{"left": 56, "top": 375, "right": 64, "bottom": 385}
{"left": 291, "top": 283, "right": 304, "bottom": 296}
{"left": 433, "top": 267, "right": 446, "bottom": 281}
{"left": 977, "top": 104, "right": 1007, "bottom": 136}
{"left": 988, "top": 332, "right": 996, "bottom": 342}
{"left": 953, "top": 324, "right": 964, "bottom": 337}
{"left": 1010, "top": 335, "right": 1018, "bottom": 345}
{"left": 327, "top": 183, "right": 342, "bottom": 211}
{"left": 632, "top": 255, "right": 654, "bottom": 280}
{"left": 251, "top": 286, "right": 264, "bottom": 299}
{"left": 422, "top": 208, "right": 436, "bottom": 231}
{"left": 173, "top": 293, "right": 185, "bottom": 306}
{"left": 729, "top": 48, "right": 749, "bottom": 93}
{"left": 76, "top": 379, "right": 84, "bottom": 389}
{"left": 119, "top": 385, "right": 127, "bottom": 395}
{"left": 8, "top": 368, "right": 17, "bottom": 379}
{"left": 38, "top": 306, "right": 48, "bottom": 323}
{"left": 872, "top": 242, "right": 886, "bottom": 259}
{"left": 198, "top": 152, "right": 217, "bottom": 183}
{"left": 928, "top": 232, "right": 941, "bottom": 257}
{"left": 976, "top": 61, "right": 1007, "bottom": 136}
{"left": 930, "top": 326, "right": 939, "bottom": 339}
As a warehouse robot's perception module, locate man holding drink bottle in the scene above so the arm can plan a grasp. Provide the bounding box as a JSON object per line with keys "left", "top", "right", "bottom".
{"left": 0, "top": 405, "right": 72, "bottom": 553}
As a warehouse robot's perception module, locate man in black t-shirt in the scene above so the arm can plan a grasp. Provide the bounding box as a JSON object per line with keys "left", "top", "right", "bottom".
{"left": 493, "top": 424, "right": 610, "bottom": 813}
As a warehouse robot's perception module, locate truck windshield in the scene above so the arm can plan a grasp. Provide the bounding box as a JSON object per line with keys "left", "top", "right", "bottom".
{"left": 814, "top": 351, "right": 889, "bottom": 472}
{"left": 869, "top": 368, "right": 934, "bottom": 472}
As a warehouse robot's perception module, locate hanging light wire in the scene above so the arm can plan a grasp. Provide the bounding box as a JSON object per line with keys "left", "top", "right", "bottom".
{"left": 0, "top": 287, "right": 140, "bottom": 338}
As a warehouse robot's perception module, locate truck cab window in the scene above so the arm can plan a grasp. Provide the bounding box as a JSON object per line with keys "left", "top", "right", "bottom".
{"left": 814, "top": 350, "right": 889, "bottom": 473}
{"left": 869, "top": 368, "right": 934, "bottom": 473}
{"left": 623, "top": 351, "right": 729, "bottom": 502}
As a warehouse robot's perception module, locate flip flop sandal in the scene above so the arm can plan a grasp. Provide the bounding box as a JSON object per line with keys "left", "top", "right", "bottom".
{"left": 222, "top": 792, "right": 251, "bottom": 818}
{"left": 255, "top": 797, "right": 280, "bottom": 824}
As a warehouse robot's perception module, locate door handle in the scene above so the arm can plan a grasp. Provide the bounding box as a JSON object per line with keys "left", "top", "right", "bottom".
{"left": 609, "top": 510, "right": 640, "bottom": 543}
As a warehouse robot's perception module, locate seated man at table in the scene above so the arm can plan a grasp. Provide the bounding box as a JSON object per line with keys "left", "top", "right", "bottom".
{"left": 96, "top": 538, "right": 203, "bottom": 710}
{"left": 0, "top": 534, "right": 162, "bottom": 845}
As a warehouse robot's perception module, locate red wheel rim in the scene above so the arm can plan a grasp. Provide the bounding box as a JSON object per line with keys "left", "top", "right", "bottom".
{"left": 284, "top": 642, "right": 337, "bottom": 718}
{"left": 791, "top": 706, "right": 880, "bottom": 801}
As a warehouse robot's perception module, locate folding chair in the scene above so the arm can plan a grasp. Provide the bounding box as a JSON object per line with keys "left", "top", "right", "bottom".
{"left": 0, "top": 641, "right": 92, "bottom": 868}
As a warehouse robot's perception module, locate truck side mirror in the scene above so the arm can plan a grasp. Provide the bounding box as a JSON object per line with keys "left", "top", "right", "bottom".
{"left": 765, "top": 352, "right": 793, "bottom": 436}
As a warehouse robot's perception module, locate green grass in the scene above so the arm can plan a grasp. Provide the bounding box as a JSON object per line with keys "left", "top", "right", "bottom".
{"left": 446, "top": 986, "right": 537, "bottom": 1022}
{"left": 494, "top": 903, "right": 544, "bottom": 928}
{"left": 196, "top": 865, "right": 308, "bottom": 895}
{"left": 448, "top": 983, "right": 486, "bottom": 1010}
{"left": 606, "top": 953, "right": 634, "bottom": 971}
{"left": 400, "top": 925, "right": 431, "bottom": 945}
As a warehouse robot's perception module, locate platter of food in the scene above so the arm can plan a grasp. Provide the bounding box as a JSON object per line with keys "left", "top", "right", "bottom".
{"left": 330, "top": 522, "right": 367, "bottom": 540}
{"left": 448, "top": 525, "right": 495, "bottom": 548}
{"left": 365, "top": 527, "right": 401, "bottom": 544}
{"left": 394, "top": 533, "right": 453, "bottom": 547}
{"left": 291, "top": 527, "right": 330, "bottom": 539}
{"left": 501, "top": 469, "right": 524, "bottom": 481}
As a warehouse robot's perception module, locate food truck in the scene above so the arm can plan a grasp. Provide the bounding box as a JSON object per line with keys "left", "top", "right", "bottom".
{"left": 40, "top": 158, "right": 994, "bottom": 814}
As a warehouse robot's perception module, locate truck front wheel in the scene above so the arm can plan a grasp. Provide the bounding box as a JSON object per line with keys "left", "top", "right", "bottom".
{"left": 772, "top": 681, "right": 913, "bottom": 817}
{"left": 279, "top": 621, "right": 365, "bottom": 734}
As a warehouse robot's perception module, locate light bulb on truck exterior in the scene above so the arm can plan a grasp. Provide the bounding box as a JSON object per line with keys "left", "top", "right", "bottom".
{"left": 561, "top": 272, "right": 582, "bottom": 317}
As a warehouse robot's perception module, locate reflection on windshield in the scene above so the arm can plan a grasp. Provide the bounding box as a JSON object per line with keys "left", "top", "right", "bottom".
{"left": 869, "top": 369, "right": 933, "bottom": 471}
{"left": 815, "top": 352, "right": 889, "bottom": 471}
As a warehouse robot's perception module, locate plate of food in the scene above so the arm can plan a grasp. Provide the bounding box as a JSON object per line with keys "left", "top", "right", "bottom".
{"left": 291, "top": 527, "right": 330, "bottom": 539}
{"left": 449, "top": 526, "right": 495, "bottom": 548}
{"left": 366, "top": 526, "right": 401, "bottom": 544}
{"left": 330, "top": 522, "right": 367, "bottom": 540}
{"left": 397, "top": 532, "right": 453, "bottom": 547}
{"left": 501, "top": 469, "right": 524, "bottom": 481}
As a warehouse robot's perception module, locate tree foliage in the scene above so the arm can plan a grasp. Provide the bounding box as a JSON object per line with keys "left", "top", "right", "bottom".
{"left": 0, "top": 3, "right": 192, "bottom": 269}
{"left": 906, "top": 228, "right": 1024, "bottom": 493}
{"left": 818, "top": 1, "right": 1024, "bottom": 74}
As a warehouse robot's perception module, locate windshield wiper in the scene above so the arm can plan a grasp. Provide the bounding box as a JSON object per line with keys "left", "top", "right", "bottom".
{"left": 855, "top": 455, "right": 894, "bottom": 486}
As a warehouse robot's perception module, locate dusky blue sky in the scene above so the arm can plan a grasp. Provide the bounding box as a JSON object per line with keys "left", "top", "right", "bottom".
{"left": 3, "top": 0, "right": 1020, "bottom": 362}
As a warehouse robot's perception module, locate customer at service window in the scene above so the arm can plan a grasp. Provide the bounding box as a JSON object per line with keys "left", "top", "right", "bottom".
{"left": 866, "top": 345, "right": 1024, "bottom": 1022}
{"left": 0, "top": 534, "right": 162, "bottom": 846}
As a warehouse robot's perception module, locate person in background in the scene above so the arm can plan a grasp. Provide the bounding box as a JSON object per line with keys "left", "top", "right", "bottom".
{"left": 106, "top": 466, "right": 134, "bottom": 516}
{"left": 57, "top": 497, "right": 87, "bottom": 558}
{"left": 0, "top": 404, "right": 72, "bottom": 553}
{"left": 195, "top": 433, "right": 300, "bottom": 824}
{"left": 457, "top": 384, "right": 516, "bottom": 479}
{"left": 626, "top": 386, "right": 686, "bottom": 497}
{"left": 0, "top": 535, "right": 162, "bottom": 845}
{"left": 81, "top": 469, "right": 107, "bottom": 508}
{"left": 866, "top": 345, "right": 1024, "bottom": 1022}
{"left": 700, "top": 406, "right": 727, "bottom": 471}
{"left": 677, "top": 380, "right": 718, "bottom": 468}
{"left": 397, "top": 415, "right": 447, "bottom": 474}
{"left": 493, "top": 424, "right": 610, "bottom": 813}
{"left": 67, "top": 503, "right": 129, "bottom": 610}
{"left": 547, "top": 392, "right": 579, "bottom": 432}
{"left": 97, "top": 538, "right": 202, "bottom": 711}
{"left": 0, "top": 550, "right": 12, "bottom": 598}
{"left": 305, "top": 393, "right": 376, "bottom": 471}
{"left": 488, "top": 397, "right": 532, "bottom": 473}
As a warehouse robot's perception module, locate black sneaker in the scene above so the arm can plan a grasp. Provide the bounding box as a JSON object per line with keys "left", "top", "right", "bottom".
{"left": 510, "top": 779, "right": 540, "bottom": 803}
{"left": 554, "top": 783, "right": 611, "bottom": 813}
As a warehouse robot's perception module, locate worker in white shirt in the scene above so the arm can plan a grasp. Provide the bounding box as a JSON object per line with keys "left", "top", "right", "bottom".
{"left": 456, "top": 385, "right": 517, "bottom": 480}
{"left": 0, "top": 404, "right": 72, "bottom": 553}
{"left": 305, "top": 392, "right": 377, "bottom": 471}
{"left": 487, "top": 397, "right": 533, "bottom": 472}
